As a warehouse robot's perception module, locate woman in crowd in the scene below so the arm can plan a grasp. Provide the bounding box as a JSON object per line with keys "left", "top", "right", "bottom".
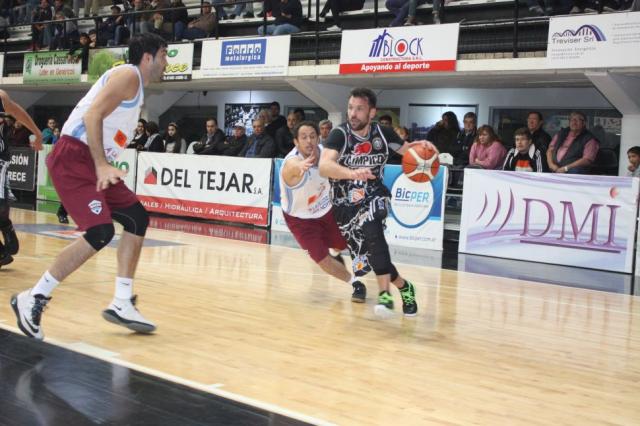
{"left": 164, "top": 122, "right": 186, "bottom": 154}
{"left": 142, "top": 121, "right": 165, "bottom": 152}
{"left": 468, "top": 125, "right": 507, "bottom": 170}
{"left": 128, "top": 118, "right": 148, "bottom": 149}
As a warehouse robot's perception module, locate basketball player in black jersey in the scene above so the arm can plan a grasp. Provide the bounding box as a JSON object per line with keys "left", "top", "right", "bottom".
{"left": 319, "top": 87, "right": 438, "bottom": 318}
{"left": 0, "top": 90, "right": 43, "bottom": 268}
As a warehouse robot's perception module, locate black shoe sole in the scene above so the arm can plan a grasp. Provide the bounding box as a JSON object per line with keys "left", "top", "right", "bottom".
{"left": 0, "top": 254, "right": 14, "bottom": 267}
{"left": 102, "top": 309, "right": 156, "bottom": 334}
{"left": 351, "top": 295, "right": 366, "bottom": 303}
{"left": 10, "top": 294, "right": 38, "bottom": 339}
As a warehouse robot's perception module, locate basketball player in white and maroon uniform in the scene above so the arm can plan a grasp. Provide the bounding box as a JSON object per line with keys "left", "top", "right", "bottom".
{"left": 319, "top": 87, "right": 438, "bottom": 318}
{"left": 11, "top": 34, "right": 168, "bottom": 340}
{"left": 280, "top": 121, "right": 367, "bottom": 302}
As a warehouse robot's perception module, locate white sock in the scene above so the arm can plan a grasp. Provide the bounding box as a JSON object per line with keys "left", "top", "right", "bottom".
{"left": 115, "top": 277, "right": 133, "bottom": 300}
{"left": 31, "top": 271, "right": 60, "bottom": 297}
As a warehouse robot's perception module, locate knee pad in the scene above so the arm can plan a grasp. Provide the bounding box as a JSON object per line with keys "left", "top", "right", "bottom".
{"left": 362, "top": 219, "right": 392, "bottom": 276}
{"left": 84, "top": 223, "right": 115, "bottom": 251}
{"left": 0, "top": 199, "right": 9, "bottom": 225}
{"left": 111, "top": 202, "right": 149, "bottom": 237}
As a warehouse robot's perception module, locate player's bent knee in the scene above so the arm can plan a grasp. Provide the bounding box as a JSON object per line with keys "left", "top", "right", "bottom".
{"left": 84, "top": 223, "right": 115, "bottom": 251}
{"left": 112, "top": 202, "right": 149, "bottom": 237}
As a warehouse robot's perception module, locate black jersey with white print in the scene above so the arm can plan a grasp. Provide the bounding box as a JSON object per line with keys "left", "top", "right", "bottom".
{"left": 323, "top": 122, "right": 404, "bottom": 207}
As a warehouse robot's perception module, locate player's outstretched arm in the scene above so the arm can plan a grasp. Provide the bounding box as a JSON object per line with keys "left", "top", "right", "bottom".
{"left": 0, "top": 89, "right": 43, "bottom": 150}
{"left": 83, "top": 68, "right": 139, "bottom": 191}
{"left": 281, "top": 151, "right": 316, "bottom": 187}
{"left": 318, "top": 147, "right": 375, "bottom": 181}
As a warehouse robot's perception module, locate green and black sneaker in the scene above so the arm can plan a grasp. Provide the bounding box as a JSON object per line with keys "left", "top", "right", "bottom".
{"left": 374, "top": 290, "right": 395, "bottom": 318}
{"left": 399, "top": 280, "right": 417, "bottom": 316}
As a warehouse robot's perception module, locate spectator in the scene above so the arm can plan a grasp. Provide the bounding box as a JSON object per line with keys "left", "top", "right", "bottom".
{"left": 427, "top": 111, "right": 460, "bottom": 154}
{"left": 99, "top": 5, "right": 129, "bottom": 46}
{"left": 220, "top": 123, "right": 247, "bottom": 156}
{"left": 469, "top": 125, "right": 507, "bottom": 169}
{"left": 87, "top": 29, "right": 103, "bottom": 48}
{"left": 502, "top": 128, "right": 547, "bottom": 172}
{"left": 453, "top": 112, "right": 476, "bottom": 166}
{"left": 168, "top": 0, "right": 188, "bottom": 37}
{"left": 239, "top": 119, "right": 276, "bottom": 158}
{"left": 547, "top": 111, "right": 599, "bottom": 174}
{"left": 319, "top": 119, "right": 332, "bottom": 144}
{"left": 127, "top": 0, "right": 150, "bottom": 35}
{"left": 141, "top": 121, "right": 165, "bottom": 152}
{"left": 144, "top": 0, "right": 170, "bottom": 34}
{"left": 212, "top": 0, "right": 228, "bottom": 19}
{"left": 50, "top": 10, "right": 79, "bottom": 50}
{"left": 258, "top": 109, "right": 278, "bottom": 138}
{"left": 386, "top": 0, "right": 426, "bottom": 27}
{"left": 68, "top": 32, "right": 90, "bottom": 72}
{"left": 257, "top": 0, "right": 302, "bottom": 36}
{"left": 378, "top": 114, "right": 392, "bottom": 127}
{"left": 128, "top": 118, "right": 148, "bottom": 149}
{"left": 164, "top": 122, "right": 186, "bottom": 153}
{"left": 174, "top": 1, "right": 215, "bottom": 40}
{"left": 526, "top": 111, "right": 551, "bottom": 154}
{"left": 269, "top": 101, "right": 287, "bottom": 133}
{"left": 9, "top": 121, "right": 32, "bottom": 147}
{"left": 31, "top": 0, "right": 52, "bottom": 50}
{"left": 275, "top": 112, "right": 299, "bottom": 158}
{"left": 52, "top": 127, "right": 60, "bottom": 143}
{"left": 293, "top": 107, "right": 305, "bottom": 121}
{"left": 42, "top": 118, "right": 57, "bottom": 144}
{"left": 627, "top": 146, "right": 640, "bottom": 177}
{"left": 192, "top": 118, "right": 226, "bottom": 155}
{"left": 320, "top": 0, "right": 365, "bottom": 31}
{"left": 404, "top": 0, "right": 425, "bottom": 25}
{"left": 84, "top": 0, "right": 101, "bottom": 17}
{"left": 257, "top": 0, "right": 280, "bottom": 17}
{"left": 229, "top": 0, "right": 254, "bottom": 19}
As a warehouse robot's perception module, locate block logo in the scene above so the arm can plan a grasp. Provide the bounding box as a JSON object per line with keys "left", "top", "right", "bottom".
{"left": 144, "top": 167, "right": 157, "bottom": 185}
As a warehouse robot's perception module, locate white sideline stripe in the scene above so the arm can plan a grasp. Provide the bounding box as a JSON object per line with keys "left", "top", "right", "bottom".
{"left": 0, "top": 323, "right": 334, "bottom": 426}
{"left": 66, "top": 342, "right": 120, "bottom": 358}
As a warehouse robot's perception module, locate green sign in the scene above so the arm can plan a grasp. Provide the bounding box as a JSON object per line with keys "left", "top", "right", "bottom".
{"left": 23, "top": 51, "right": 82, "bottom": 84}
{"left": 88, "top": 47, "right": 128, "bottom": 83}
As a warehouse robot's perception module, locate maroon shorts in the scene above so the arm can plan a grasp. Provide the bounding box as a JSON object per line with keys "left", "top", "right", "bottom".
{"left": 46, "top": 136, "right": 139, "bottom": 231}
{"left": 283, "top": 209, "right": 347, "bottom": 263}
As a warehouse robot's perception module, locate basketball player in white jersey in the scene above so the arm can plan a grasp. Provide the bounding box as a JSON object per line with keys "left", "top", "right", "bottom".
{"left": 280, "top": 121, "right": 367, "bottom": 302}
{"left": 11, "top": 33, "right": 168, "bottom": 340}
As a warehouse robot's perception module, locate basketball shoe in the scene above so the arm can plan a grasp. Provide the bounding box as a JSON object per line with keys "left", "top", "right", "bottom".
{"left": 102, "top": 295, "right": 156, "bottom": 333}
{"left": 11, "top": 290, "right": 51, "bottom": 340}
{"left": 0, "top": 243, "right": 13, "bottom": 268}
{"left": 1, "top": 222, "right": 19, "bottom": 255}
{"left": 399, "top": 280, "right": 418, "bottom": 316}
{"left": 351, "top": 281, "right": 367, "bottom": 303}
{"left": 374, "top": 290, "right": 395, "bottom": 318}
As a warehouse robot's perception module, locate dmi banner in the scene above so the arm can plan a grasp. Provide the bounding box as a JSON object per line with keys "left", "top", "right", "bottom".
{"left": 272, "top": 160, "right": 447, "bottom": 250}
{"left": 459, "top": 170, "right": 639, "bottom": 273}
{"left": 547, "top": 12, "right": 640, "bottom": 68}
{"left": 136, "top": 153, "right": 272, "bottom": 226}
{"left": 199, "top": 36, "right": 290, "bottom": 78}
{"left": 339, "top": 24, "right": 459, "bottom": 74}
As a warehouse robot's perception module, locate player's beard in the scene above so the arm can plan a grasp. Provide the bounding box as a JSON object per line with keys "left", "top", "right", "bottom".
{"left": 349, "top": 118, "right": 368, "bottom": 131}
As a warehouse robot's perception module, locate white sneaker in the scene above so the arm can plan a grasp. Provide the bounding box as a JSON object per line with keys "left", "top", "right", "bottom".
{"left": 327, "top": 25, "right": 341, "bottom": 31}
{"left": 374, "top": 304, "right": 396, "bottom": 319}
{"left": 11, "top": 290, "right": 51, "bottom": 340}
{"left": 102, "top": 295, "right": 156, "bottom": 333}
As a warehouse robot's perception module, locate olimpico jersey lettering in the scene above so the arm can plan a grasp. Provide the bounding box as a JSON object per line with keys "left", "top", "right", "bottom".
{"left": 330, "top": 123, "right": 389, "bottom": 207}
{"left": 61, "top": 64, "right": 144, "bottom": 161}
{"left": 280, "top": 145, "right": 332, "bottom": 219}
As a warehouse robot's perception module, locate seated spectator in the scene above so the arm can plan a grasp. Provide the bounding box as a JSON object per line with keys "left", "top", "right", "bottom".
{"left": 275, "top": 112, "right": 300, "bottom": 158}
{"left": 386, "top": 0, "right": 426, "bottom": 27}
{"left": 52, "top": 127, "right": 60, "bottom": 143}
{"left": 257, "top": 0, "right": 280, "bottom": 17}
{"left": 378, "top": 114, "right": 392, "bottom": 127}
{"left": 192, "top": 118, "right": 226, "bottom": 155}
{"left": 293, "top": 107, "right": 305, "bottom": 122}
{"left": 269, "top": 101, "right": 287, "bottom": 133}
{"left": 427, "top": 111, "right": 460, "bottom": 154}
{"left": 127, "top": 118, "right": 148, "bottom": 149}
{"left": 453, "top": 112, "right": 476, "bottom": 166}
{"left": 50, "top": 10, "right": 79, "bottom": 50}
{"left": 99, "top": 5, "right": 129, "bottom": 46}
{"left": 175, "top": 1, "right": 215, "bottom": 40}
{"left": 168, "top": 0, "right": 189, "bottom": 37}
{"left": 320, "top": 0, "right": 364, "bottom": 31}
{"left": 258, "top": 109, "right": 277, "bottom": 138}
{"left": 502, "top": 128, "right": 547, "bottom": 172}
{"left": 257, "top": 0, "right": 302, "bottom": 36}
{"left": 88, "top": 29, "right": 104, "bottom": 48}
{"left": 127, "top": 0, "right": 150, "bottom": 35}
{"left": 527, "top": 111, "right": 551, "bottom": 154}
{"left": 9, "top": 121, "right": 32, "bottom": 147}
{"left": 31, "top": 0, "right": 52, "bottom": 50}
{"left": 547, "top": 111, "right": 599, "bottom": 174}
{"left": 42, "top": 118, "right": 57, "bottom": 144}
{"left": 469, "top": 125, "right": 507, "bottom": 169}
{"left": 319, "top": 119, "right": 332, "bottom": 144}
{"left": 229, "top": 0, "right": 254, "bottom": 19}
{"left": 145, "top": 0, "right": 170, "bottom": 34}
{"left": 164, "top": 122, "right": 187, "bottom": 153}
{"left": 627, "top": 146, "right": 640, "bottom": 177}
{"left": 141, "top": 121, "right": 165, "bottom": 152}
{"left": 404, "top": 0, "right": 425, "bottom": 25}
{"left": 239, "top": 119, "right": 276, "bottom": 158}
{"left": 220, "top": 123, "right": 247, "bottom": 156}
{"left": 212, "top": 0, "right": 228, "bottom": 19}
{"left": 68, "top": 32, "right": 90, "bottom": 72}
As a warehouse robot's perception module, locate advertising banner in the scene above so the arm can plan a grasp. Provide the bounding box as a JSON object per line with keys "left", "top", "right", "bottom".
{"left": 199, "top": 35, "right": 290, "bottom": 78}
{"left": 136, "top": 153, "right": 272, "bottom": 226}
{"left": 459, "top": 170, "right": 639, "bottom": 273}
{"left": 111, "top": 148, "right": 137, "bottom": 191}
{"left": 23, "top": 51, "right": 82, "bottom": 84}
{"left": 88, "top": 47, "right": 127, "bottom": 82}
{"left": 547, "top": 12, "right": 640, "bottom": 68}
{"left": 271, "top": 160, "right": 447, "bottom": 250}
{"left": 163, "top": 43, "right": 193, "bottom": 81}
{"left": 7, "top": 147, "right": 37, "bottom": 191}
{"left": 339, "top": 24, "right": 459, "bottom": 74}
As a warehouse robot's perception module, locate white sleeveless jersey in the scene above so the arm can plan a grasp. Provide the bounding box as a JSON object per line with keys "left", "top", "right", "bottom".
{"left": 61, "top": 64, "right": 144, "bottom": 162}
{"left": 280, "top": 146, "right": 332, "bottom": 219}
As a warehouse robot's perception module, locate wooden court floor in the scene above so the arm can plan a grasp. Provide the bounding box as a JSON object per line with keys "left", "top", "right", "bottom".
{"left": 1, "top": 209, "right": 639, "bottom": 425}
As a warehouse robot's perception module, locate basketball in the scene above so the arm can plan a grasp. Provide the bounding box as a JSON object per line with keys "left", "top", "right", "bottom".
{"left": 402, "top": 145, "right": 440, "bottom": 183}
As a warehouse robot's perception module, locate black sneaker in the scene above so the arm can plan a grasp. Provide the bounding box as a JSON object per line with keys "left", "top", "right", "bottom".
{"left": 399, "top": 280, "right": 418, "bottom": 316}
{"left": 1, "top": 223, "right": 19, "bottom": 255}
{"left": 351, "top": 281, "right": 366, "bottom": 303}
{"left": 57, "top": 213, "right": 69, "bottom": 224}
{"left": 0, "top": 246, "right": 13, "bottom": 268}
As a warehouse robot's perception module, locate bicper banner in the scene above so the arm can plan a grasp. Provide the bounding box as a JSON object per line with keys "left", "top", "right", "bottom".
{"left": 339, "top": 24, "right": 459, "bottom": 74}
{"left": 23, "top": 51, "right": 82, "bottom": 84}
{"left": 136, "top": 153, "right": 272, "bottom": 226}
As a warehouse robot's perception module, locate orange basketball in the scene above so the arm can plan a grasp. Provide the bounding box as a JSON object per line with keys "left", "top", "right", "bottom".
{"left": 402, "top": 145, "right": 440, "bottom": 183}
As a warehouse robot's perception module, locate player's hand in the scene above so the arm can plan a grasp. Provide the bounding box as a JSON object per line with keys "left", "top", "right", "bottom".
{"left": 96, "top": 164, "right": 126, "bottom": 192}
{"left": 410, "top": 139, "right": 439, "bottom": 154}
{"left": 298, "top": 152, "right": 316, "bottom": 176}
{"left": 350, "top": 168, "right": 376, "bottom": 181}
{"left": 29, "top": 133, "right": 43, "bottom": 151}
